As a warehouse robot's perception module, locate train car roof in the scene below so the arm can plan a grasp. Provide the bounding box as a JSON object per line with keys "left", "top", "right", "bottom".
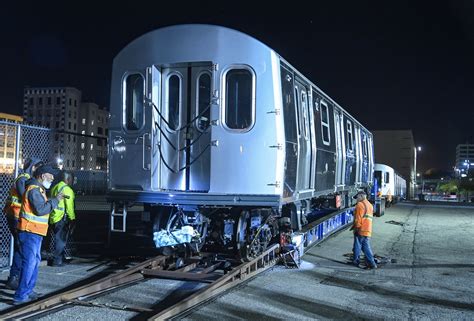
{"left": 374, "top": 163, "right": 407, "bottom": 182}
{"left": 279, "top": 57, "right": 372, "bottom": 134}
{"left": 116, "top": 24, "right": 371, "bottom": 134}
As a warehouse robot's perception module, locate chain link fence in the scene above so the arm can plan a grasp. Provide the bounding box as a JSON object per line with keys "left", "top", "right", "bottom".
{"left": 1, "top": 120, "right": 108, "bottom": 268}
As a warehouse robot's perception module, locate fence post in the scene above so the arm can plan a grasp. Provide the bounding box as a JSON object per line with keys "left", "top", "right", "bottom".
{"left": 9, "top": 124, "right": 21, "bottom": 267}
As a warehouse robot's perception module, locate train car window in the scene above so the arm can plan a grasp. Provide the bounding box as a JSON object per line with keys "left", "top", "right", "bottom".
{"left": 301, "top": 91, "right": 309, "bottom": 140}
{"left": 196, "top": 72, "right": 211, "bottom": 131}
{"left": 124, "top": 73, "right": 144, "bottom": 130}
{"left": 385, "top": 172, "right": 390, "bottom": 183}
{"left": 346, "top": 120, "right": 353, "bottom": 151}
{"left": 225, "top": 69, "right": 253, "bottom": 130}
{"left": 167, "top": 74, "right": 181, "bottom": 131}
{"left": 320, "top": 101, "right": 330, "bottom": 145}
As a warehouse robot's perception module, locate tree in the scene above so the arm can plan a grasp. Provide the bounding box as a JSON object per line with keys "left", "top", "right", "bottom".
{"left": 437, "top": 180, "right": 458, "bottom": 194}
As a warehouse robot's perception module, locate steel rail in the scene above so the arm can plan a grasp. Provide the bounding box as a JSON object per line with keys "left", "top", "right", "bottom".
{"left": 0, "top": 208, "right": 353, "bottom": 320}
{"left": 148, "top": 243, "right": 280, "bottom": 320}
{"left": 0, "top": 255, "right": 168, "bottom": 319}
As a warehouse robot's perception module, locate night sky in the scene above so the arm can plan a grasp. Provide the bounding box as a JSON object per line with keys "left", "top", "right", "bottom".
{"left": 1, "top": 1, "right": 473, "bottom": 173}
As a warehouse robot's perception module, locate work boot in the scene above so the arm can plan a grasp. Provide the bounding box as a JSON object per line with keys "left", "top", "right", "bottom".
{"left": 28, "top": 291, "right": 42, "bottom": 300}
{"left": 5, "top": 276, "right": 19, "bottom": 290}
{"left": 12, "top": 297, "right": 32, "bottom": 305}
{"left": 49, "top": 259, "right": 64, "bottom": 267}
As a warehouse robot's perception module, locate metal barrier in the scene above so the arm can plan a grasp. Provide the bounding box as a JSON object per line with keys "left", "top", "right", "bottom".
{"left": 0, "top": 120, "right": 109, "bottom": 268}
{"left": 0, "top": 122, "right": 53, "bottom": 268}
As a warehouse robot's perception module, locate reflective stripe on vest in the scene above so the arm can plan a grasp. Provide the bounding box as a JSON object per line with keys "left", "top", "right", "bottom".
{"left": 5, "top": 173, "right": 30, "bottom": 219}
{"left": 49, "top": 183, "right": 68, "bottom": 224}
{"left": 18, "top": 184, "right": 49, "bottom": 236}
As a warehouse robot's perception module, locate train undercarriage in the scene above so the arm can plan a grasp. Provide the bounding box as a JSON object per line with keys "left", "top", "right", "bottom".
{"left": 109, "top": 191, "right": 355, "bottom": 262}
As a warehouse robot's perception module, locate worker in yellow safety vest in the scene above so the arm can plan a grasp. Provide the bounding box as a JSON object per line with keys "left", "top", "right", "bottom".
{"left": 3, "top": 157, "right": 44, "bottom": 290}
{"left": 13, "top": 165, "right": 64, "bottom": 305}
{"left": 350, "top": 191, "right": 377, "bottom": 269}
{"left": 49, "top": 171, "right": 76, "bottom": 267}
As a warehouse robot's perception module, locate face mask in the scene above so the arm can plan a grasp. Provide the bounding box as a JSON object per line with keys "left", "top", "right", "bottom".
{"left": 43, "top": 180, "right": 52, "bottom": 189}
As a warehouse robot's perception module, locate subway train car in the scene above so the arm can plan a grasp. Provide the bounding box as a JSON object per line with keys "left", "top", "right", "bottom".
{"left": 374, "top": 163, "right": 406, "bottom": 206}
{"left": 107, "top": 24, "right": 374, "bottom": 259}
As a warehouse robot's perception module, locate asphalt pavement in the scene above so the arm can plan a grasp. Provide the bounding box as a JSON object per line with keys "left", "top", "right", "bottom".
{"left": 1, "top": 203, "right": 473, "bottom": 320}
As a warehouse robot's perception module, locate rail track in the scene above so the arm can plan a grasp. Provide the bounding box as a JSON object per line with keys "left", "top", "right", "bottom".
{"left": 0, "top": 207, "right": 353, "bottom": 320}
{"left": 0, "top": 245, "right": 279, "bottom": 320}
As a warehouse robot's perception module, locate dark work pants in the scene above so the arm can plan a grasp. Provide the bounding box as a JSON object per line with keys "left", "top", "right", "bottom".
{"left": 14, "top": 232, "right": 42, "bottom": 302}
{"left": 7, "top": 216, "right": 22, "bottom": 279}
{"left": 52, "top": 219, "right": 68, "bottom": 265}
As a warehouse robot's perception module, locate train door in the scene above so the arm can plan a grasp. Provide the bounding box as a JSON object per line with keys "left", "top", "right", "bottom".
{"left": 294, "top": 80, "right": 312, "bottom": 191}
{"left": 367, "top": 135, "right": 374, "bottom": 183}
{"left": 354, "top": 126, "right": 362, "bottom": 184}
{"left": 334, "top": 109, "right": 345, "bottom": 189}
{"left": 110, "top": 71, "right": 153, "bottom": 191}
{"left": 360, "top": 131, "right": 369, "bottom": 184}
{"left": 308, "top": 90, "right": 316, "bottom": 189}
{"left": 280, "top": 66, "right": 298, "bottom": 198}
{"left": 159, "top": 64, "right": 213, "bottom": 191}
{"left": 345, "top": 117, "right": 356, "bottom": 186}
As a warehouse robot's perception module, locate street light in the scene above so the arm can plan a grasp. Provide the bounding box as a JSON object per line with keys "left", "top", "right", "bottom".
{"left": 57, "top": 157, "right": 63, "bottom": 170}
{"left": 416, "top": 146, "right": 424, "bottom": 197}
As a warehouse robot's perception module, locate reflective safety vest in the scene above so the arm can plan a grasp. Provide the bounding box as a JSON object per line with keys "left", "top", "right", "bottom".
{"left": 353, "top": 199, "right": 374, "bottom": 237}
{"left": 17, "top": 184, "right": 49, "bottom": 236}
{"left": 49, "top": 181, "right": 75, "bottom": 224}
{"left": 4, "top": 173, "right": 30, "bottom": 219}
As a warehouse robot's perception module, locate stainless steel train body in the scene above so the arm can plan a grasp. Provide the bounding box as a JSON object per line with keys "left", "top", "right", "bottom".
{"left": 107, "top": 25, "right": 374, "bottom": 251}
{"left": 374, "top": 163, "right": 406, "bottom": 204}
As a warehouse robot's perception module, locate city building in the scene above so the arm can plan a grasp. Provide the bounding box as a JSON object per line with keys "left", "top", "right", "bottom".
{"left": 78, "top": 102, "right": 108, "bottom": 170}
{"left": 0, "top": 113, "right": 23, "bottom": 174}
{"left": 23, "top": 87, "right": 108, "bottom": 170}
{"left": 455, "top": 143, "right": 474, "bottom": 177}
{"left": 372, "top": 130, "right": 417, "bottom": 199}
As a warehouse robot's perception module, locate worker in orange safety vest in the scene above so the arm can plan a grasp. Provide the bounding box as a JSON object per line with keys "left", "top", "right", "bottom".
{"left": 3, "top": 157, "right": 44, "bottom": 290}
{"left": 13, "top": 165, "right": 64, "bottom": 305}
{"left": 350, "top": 191, "right": 377, "bottom": 269}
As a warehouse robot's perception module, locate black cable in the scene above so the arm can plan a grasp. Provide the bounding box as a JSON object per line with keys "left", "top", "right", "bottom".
{"left": 148, "top": 99, "right": 211, "bottom": 133}
{"left": 154, "top": 121, "right": 177, "bottom": 151}
{"left": 156, "top": 142, "right": 211, "bottom": 174}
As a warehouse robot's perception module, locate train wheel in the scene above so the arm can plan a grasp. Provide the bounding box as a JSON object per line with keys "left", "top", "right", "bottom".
{"left": 234, "top": 209, "right": 275, "bottom": 262}
{"left": 235, "top": 210, "right": 251, "bottom": 262}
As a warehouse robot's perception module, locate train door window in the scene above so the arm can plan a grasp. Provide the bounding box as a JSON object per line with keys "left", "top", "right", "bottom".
{"left": 346, "top": 120, "right": 353, "bottom": 151}
{"left": 167, "top": 74, "right": 181, "bottom": 131}
{"left": 362, "top": 134, "right": 368, "bottom": 157}
{"left": 294, "top": 87, "right": 301, "bottom": 137}
{"left": 320, "top": 101, "right": 330, "bottom": 145}
{"left": 124, "top": 73, "right": 144, "bottom": 130}
{"left": 224, "top": 68, "right": 254, "bottom": 131}
{"left": 375, "top": 170, "right": 382, "bottom": 185}
{"left": 301, "top": 91, "right": 309, "bottom": 140}
{"left": 196, "top": 72, "right": 211, "bottom": 132}
{"left": 385, "top": 172, "right": 390, "bottom": 183}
